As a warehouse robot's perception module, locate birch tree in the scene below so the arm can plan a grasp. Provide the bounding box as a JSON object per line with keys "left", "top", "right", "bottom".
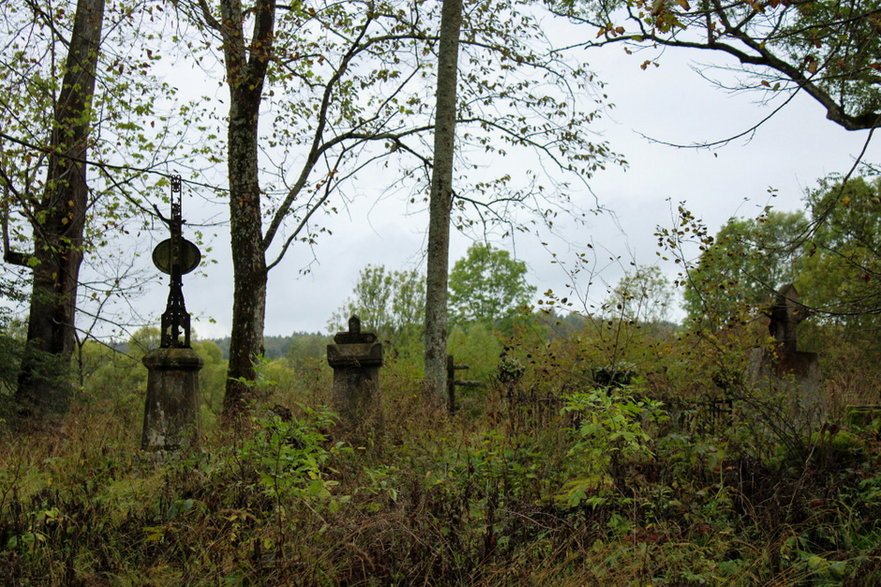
{"left": 423, "top": 0, "right": 464, "bottom": 403}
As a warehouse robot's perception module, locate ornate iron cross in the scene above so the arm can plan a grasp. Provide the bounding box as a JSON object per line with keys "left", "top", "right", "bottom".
{"left": 152, "top": 175, "right": 201, "bottom": 348}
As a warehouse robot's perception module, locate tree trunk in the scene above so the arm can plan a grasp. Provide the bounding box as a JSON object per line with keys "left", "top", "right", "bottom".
{"left": 15, "top": 0, "right": 105, "bottom": 417}
{"left": 222, "top": 96, "right": 268, "bottom": 418}
{"left": 217, "top": 0, "right": 275, "bottom": 421}
{"left": 423, "top": 0, "right": 463, "bottom": 403}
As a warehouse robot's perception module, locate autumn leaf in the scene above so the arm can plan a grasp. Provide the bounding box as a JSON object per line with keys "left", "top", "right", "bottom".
{"left": 806, "top": 57, "right": 818, "bottom": 74}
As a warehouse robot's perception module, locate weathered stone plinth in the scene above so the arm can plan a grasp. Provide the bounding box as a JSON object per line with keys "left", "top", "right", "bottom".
{"left": 747, "top": 346, "right": 823, "bottom": 428}
{"left": 141, "top": 347, "right": 203, "bottom": 450}
{"left": 327, "top": 316, "right": 383, "bottom": 439}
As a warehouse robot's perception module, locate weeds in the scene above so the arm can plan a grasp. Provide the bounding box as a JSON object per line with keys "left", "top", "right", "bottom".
{"left": 3, "top": 324, "right": 881, "bottom": 585}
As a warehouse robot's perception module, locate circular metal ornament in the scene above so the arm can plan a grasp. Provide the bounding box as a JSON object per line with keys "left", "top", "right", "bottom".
{"left": 152, "top": 238, "right": 201, "bottom": 275}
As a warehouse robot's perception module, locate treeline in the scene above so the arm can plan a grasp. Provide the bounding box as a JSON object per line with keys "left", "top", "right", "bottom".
{"left": 206, "top": 334, "right": 329, "bottom": 361}
{"left": 206, "top": 311, "right": 595, "bottom": 361}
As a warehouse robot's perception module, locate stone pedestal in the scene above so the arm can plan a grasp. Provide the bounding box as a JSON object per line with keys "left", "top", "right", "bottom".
{"left": 747, "top": 347, "right": 823, "bottom": 429}
{"left": 327, "top": 316, "right": 383, "bottom": 439}
{"left": 141, "top": 347, "right": 203, "bottom": 450}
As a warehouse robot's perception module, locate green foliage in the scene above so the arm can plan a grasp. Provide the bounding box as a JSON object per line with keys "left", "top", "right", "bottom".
{"left": 329, "top": 264, "right": 425, "bottom": 346}
{"left": 0, "top": 318, "right": 22, "bottom": 403}
{"left": 681, "top": 175, "right": 881, "bottom": 346}
{"left": 191, "top": 340, "right": 227, "bottom": 426}
{"left": 5, "top": 337, "right": 881, "bottom": 584}
{"left": 798, "top": 176, "right": 881, "bottom": 326}
{"left": 559, "top": 386, "right": 667, "bottom": 507}
{"left": 238, "top": 407, "right": 348, "bottom": 510}
{"left": 448, "top": 322, "right": 505, "bottom": 383}
{"left": 78, "top": 327, "right": 160, "bottom": 414}
{"left": 449, "top": 243, "right": 536, "bottom": 328}
{"left": 208, "top": 332, "right": 328, "bottom": 361}
{"left": 605, "top": 265, "right": 673, "bottom": 323}
{"left": 285, "top": 333, "right": 329, "bottom": 369}
{"left": 683, "top": 210, "right": 808, "bottom": 329}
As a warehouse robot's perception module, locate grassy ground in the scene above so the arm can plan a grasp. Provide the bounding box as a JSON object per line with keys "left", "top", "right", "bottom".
{"left": 2, "top": 374, "right": 881, "bottom": 585}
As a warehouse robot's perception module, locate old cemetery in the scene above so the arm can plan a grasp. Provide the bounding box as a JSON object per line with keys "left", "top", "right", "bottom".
{"left": 3, "top": 219, "right": 881, "bottom": 584}
{"left": 3, "top": 0, "right": 881, "bottom": 582}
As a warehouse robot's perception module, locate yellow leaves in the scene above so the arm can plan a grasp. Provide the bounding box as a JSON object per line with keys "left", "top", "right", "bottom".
{"left": 674, "top": 0, "right": 690, "bottom": 10}
{"left": 596, "top": 23, "right": 627, "bottom": 38}
{"left": 143, "top": 526, "right": 164, "bottom": 543}
{"left": 746, "top": 0, "right": 765, "bottom": 13}
{"left": 651, "top": 0, "right": 666, "bottom": 16}
{"left": 806, "top": 56, "right": 819, "bottom": 74}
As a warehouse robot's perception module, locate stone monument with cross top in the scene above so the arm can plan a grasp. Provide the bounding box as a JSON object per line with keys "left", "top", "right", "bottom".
{"left": 326, "top": 316, "right": 384, "bottom": 440}
{"left": 747, "top": 284, "right": 823, "bottom": 428}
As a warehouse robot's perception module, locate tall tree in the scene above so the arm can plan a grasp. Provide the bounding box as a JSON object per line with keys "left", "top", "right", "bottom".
{"left": 683, "top": 210, "right": 808, "bottom": 329}
{"left": 798, "top": 175, "right": 881, "bottom": 326}
{"left": 329, "top": 264, "right": 425, "bottom": 345}
{"left": 181, "top": 0, "right": 441, "bottom": 418}
{"left": 423, "top": 0, "right": 464, "bottom": 403}
{"left": 605, "top": 265, "right": 673, "bottom": 324}
{"left": 212, "top": 0, "right": 275, "bottom": 419}
{"left": 1, "top": 1, "right": 206, "bottom": 418}
{"left": 681, "top": 178, "right": 881, "bottom": 333}
{"left": 6, "top": 0, "right": 106, "bottom": 416}
{"left": 448, "top": 242, "right": 535, "bottom": 327}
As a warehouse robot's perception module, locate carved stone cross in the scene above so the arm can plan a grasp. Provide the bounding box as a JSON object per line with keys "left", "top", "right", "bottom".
{"left": 333, "top": 315, "right": 377, "bottom": 344}
{"left": 768, "top": 284, "right": 809, "bottom": 355}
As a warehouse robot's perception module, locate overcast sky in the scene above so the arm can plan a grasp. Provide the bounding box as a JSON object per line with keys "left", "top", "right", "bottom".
{"left": 129, "top": 22, "right": 879, "bottom": 340}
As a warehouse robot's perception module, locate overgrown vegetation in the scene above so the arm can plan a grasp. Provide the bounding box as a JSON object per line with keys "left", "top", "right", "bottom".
{"left": 1, "top": 0, "right": 879, "bottom": 580}
{"left": 3, "top": 278, "right": 881, "bottom": 584}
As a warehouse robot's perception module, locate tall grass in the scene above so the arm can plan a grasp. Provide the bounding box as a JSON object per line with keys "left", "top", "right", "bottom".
{"left": 2, "top": 341, "right": 881, "bottom": 585}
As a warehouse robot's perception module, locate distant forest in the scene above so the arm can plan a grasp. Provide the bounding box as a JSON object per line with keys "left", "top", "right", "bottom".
{"left": 207, "top": 333, "right": 330, "bottom": 360}
{"left": 201, "top": 312, "right": 605, "bottom": 361}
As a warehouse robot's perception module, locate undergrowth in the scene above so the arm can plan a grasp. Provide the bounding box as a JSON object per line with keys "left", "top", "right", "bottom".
{"left": 2, "top": 374, "right": 881, "bottom": 585}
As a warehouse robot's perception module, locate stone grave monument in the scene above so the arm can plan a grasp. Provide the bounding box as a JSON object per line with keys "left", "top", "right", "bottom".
{"left": 141, "top": 176, "right": 203, "bottom": 451}
{"left": 327, "top": 316, "right": 383, "bottom": 439}
{"left": 747, "top": 284, "right": 823, "bottom": 428}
